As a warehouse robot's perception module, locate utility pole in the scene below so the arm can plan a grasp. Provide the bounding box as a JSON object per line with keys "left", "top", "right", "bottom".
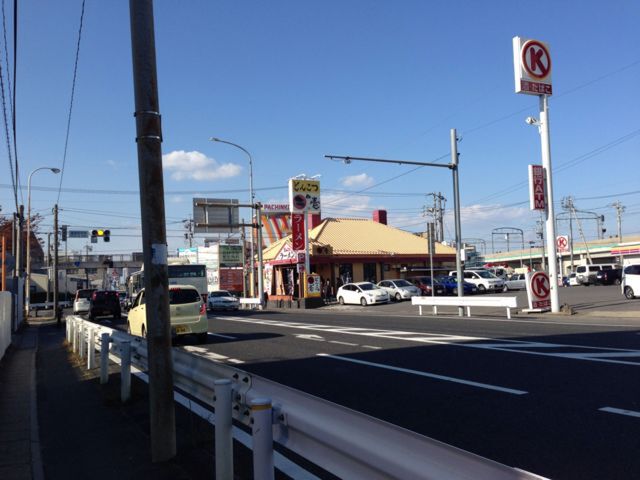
{"left": 130, "top": 0, "right": 176, "bottom": 462}
{"left": 612, "top": 201, "right": 625, "bottom": 265}
{"left": 53, "top": 205, "right": 59, "bottom": 316}
{"left": 425, "top": 192, "right": 446, "bottom": 242}
{"left": 183, "top": 217, "right": 193, "bottom": 247}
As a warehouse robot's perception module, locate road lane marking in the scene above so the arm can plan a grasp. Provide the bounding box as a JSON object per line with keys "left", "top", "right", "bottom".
{"left": 217, "top": 316, "right": 640, "bottom": 366}
{"left": 296, "top": 334, "right": 325, "bottom": 341}
{"left": 599, "top": 407, "right": 640, "bottom": 418}
{"left": 329, "top": 340, "right": 359, "bottom": 346}
{"left": 317, "top": 353, "right": 528, "bottom": 395}
{"left": 209, "top": 333, "right": 237, "bottom": 340}
{"left": 362, "top": 345, "right": 382, "bottom": 350}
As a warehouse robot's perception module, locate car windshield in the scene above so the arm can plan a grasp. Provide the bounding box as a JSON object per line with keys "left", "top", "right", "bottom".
{"left": 169, "top": 288, "right": 201, "bottom": 305}
{"left": 358, "top": 283, "right": 376, "bottom": 291}
{"left": 77, "top": 290, "right": 94, "bottom": 299}
{"left": 394, "top": 280, "right": 412, "bottom": 287}
{"left": 477, "top": 271, "right": 496, "bottom": 279}
{"left": 210, "top": 291, "right": 232, "bottom": 297}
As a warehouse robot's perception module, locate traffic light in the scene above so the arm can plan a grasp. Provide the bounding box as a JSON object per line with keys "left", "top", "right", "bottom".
{"left": 91, "top": 229, "right": 98, "bottom": 243}
{"left": 91, "top": 229, "right": 110, "bottom": 242}
{"left": 103, "top": 230, "right": 110, "bottom": 242}
{"left": 61, "top": 225, "right": 68, "bottom": 241}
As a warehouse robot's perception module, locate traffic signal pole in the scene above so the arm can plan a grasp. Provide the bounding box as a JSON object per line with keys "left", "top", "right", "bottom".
{"left": 129, "top": 0, "right": 176, "bottom": 462}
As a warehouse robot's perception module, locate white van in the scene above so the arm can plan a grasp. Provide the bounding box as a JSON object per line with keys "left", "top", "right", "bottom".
{"left": 622, "top": 263, "right": 640, "bottom": 299}
{"left": 575, "top": 263, "right": 619, "bottom": 286}
{"left": 449, "top": 270, "right": 504, "bottom": 293}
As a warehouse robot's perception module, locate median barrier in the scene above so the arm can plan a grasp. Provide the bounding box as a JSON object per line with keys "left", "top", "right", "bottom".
{"left": 412, "top": 295, "right": 519, "bottom": 319}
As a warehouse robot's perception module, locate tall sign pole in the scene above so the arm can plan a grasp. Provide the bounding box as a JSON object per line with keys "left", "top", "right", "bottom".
{"left": 130, "top": 0, "right": 176, "bottom": 461}
{"left": 451, "top": 129, "right": 464, "bottom": 316}
{"left": 514, "top": 36, "right": 560, "bottom": 313}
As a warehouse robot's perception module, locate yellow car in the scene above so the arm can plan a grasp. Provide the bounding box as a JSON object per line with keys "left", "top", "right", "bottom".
{"left": 127, "top": 284, "right": 208, "bottom": 343}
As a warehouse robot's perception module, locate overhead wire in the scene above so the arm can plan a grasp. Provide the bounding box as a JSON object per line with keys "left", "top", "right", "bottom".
{"left": 56, "top": 0, "right": 86, "bottom": 204}
{"left": 0, "top": 0, "right": 15, "bottom": 210}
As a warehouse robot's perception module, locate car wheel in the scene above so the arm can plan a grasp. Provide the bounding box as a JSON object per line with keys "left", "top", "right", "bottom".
{"left": 197, "top": 332, "right": 208, "bottom": 344}
{"left": 502, "top": 285, "right": 508, "bottom": 293}
{"left": 360, "top": 297, "right": 367, "bottom": 306}
{"left": 338, "top": 296, "right": 345, "bottom": 305}
{"left": 614, "top": 278, "right": 622, "bottom": 286}
{"left": 478, "top": 285, "right": 486, "bottom": 293}
{"left": 395, "top": 292, "right": 402, "bottom": 302}
{"left": 452, "top": 288, "right": 458, "bottom": 295}
{"left": 624, "top": 286, "right": 635, "bottom": 300}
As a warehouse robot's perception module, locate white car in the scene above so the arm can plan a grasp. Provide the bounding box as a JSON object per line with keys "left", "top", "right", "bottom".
{"left": 450, "top": 270, "right": 504, "bottom": 293}
{"left": 376, "top": 279, "right": 421, "bottom": 301}
{"left": 503, "top": 273, "right": 526, "bottom": 291}
{"left": 337, "top": 282, "right": 390, "bottom": 306}
{"left": 622, "top": 264, "right": 640, "bottom": 299}
{"left": 73, "top": 288, "right": 96, "bottom": 315}
{"left": 207, "top": 290, "right": 240, "bottom": 311}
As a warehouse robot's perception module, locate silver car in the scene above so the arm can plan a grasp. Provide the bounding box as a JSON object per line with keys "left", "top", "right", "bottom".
{"left": 503, "top": 273, "right": 527, "bottom": 291}
{"left": 377, "top": 279, "right": 421, "bottom": 301}
{"left": 207, "top": 290, "right": 240, "bottom": 311}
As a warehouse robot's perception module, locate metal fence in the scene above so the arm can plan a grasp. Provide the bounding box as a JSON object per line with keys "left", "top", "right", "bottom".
{"left": 65, "top": 316, "right": 546, "bottom": 480}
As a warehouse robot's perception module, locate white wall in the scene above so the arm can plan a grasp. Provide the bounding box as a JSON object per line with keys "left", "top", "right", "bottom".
{"left": 0, "top": 291, "right": 12, "bottom": 361}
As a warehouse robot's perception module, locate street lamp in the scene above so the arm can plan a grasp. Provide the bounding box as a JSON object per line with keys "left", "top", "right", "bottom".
{"left": 26, "top": 166, "right": 61, "bottom": 315}
{"left": 209, "top": 137, "right": 256, "bottom": 296}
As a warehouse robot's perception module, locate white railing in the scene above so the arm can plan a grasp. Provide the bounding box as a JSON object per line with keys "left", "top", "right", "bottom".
{"left": 65, "top": 315, "right": 545, "bottom": 480}
{"left": 412, "top": 296, "right": 519, "bottom": 319}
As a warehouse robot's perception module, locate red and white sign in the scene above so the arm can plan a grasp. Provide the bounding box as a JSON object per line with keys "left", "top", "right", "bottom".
{"left": 526, "top": 271, "right": 551, "bottom": 310}
{"left": 556, "top": 235, "right": 569, "bottom": 253}
{"left": 528, "top": 164, "right": 546, "bottom": 211}
{"left": 513, "top": 37, "right": 552, "bottom": 96}
{"left": 291, "top": 213, "right": 305, "bottom": 251}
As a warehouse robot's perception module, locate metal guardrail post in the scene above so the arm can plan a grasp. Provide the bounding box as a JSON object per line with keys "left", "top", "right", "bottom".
{"left": 121, "top": 340, "right": 131, "bottom": 403}
{"left": 214, "top": 379, "right": 234, "bottom": 479}
{"left": 251, "top": 398, "right": 274, "bottom": 480}
{"left": 66, "top": 317, "right": 71, "bottom": 344}
{"left": 87, "top": 328, "right": 96, "bottom": 370}
{"left": 78, "top": 322, "right": 85, "bottom": 359}
{"left": 100, "top": 333, "right": 111, "bottom": 385}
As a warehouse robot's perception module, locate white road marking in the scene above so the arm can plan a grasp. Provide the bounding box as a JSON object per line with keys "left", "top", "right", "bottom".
{"left": 216, "top": 316, "right": 640, "bottom": 366}
{"left": 183, "top": 346, "right": 244, "bottom": 364}
{"left": 209, "top": 332, "right": 237, "bottom": 340}
{"left": 296, "top": 334, "right": 325, "bottom": 341}
{"left": 329, "top": 340, "right": 359, "bottom": 346}
{"left": 362, "top": 345, "right": 382, "bottom": 350}
{"left": 317, "top": 353, "right": 528, "bottom": 395}
{"left": 599, "top": 407, "right": 640, "bottom": 418}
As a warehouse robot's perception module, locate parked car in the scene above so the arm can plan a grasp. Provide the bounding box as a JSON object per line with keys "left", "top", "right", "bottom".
{"left": 337, "top": 282, "right": 390, "bottom": 306}
{"left": 73, "top": 288, "right": 96, "bottom": 315}
{"left": 118, "top": 292, "right": 128, "bottom": 308}
{"left": 436, "top": 276, "right": 477, "bottom": 295}
{"left": 449, "top": 270, "right": 504, "bottom": 293}
{"left": 127, "top": 285, "right": 208, "bottom": 343}
{"left": 567, "top": 272, "right": 580, "bottom": 286}
{"left": 622, "top": 264, "right": 640, "bottom": 300}
{"left": 377, "top": 279, "right": 422, "bottom": 301}
{"left": 595, "top": 268, "right": 622, "bottom": 285}
{"left": 503, "top": 273, "right": 527, "bottom": 291}
{"left": 207, "top": 290, "right": 240, "bottom": 311}
{"left": 405, "top": 277, "right": 445, "bottom": 296}
{"left": 575, "top": 263, "right": 619, "bottom": 286}
{"left": 88, "top": 290, "right": 121, "bottom": 320}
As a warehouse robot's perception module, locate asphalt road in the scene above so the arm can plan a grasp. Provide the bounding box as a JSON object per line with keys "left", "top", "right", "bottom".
{"left": 194, "top": 285, "right": 640, "bottom": 480}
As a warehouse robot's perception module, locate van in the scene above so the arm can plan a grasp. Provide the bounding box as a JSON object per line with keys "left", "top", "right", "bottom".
{"left": 449, "top": 270, "right": 504, "bottom": 293}
{"left": 622, "top": 264, "right": 640, "bottom": 299}
{"left": 73, "top": 288, "right": 96, "bottom": 315}
{"left": 575, "top": 263, "right": 619, "bottom": 286}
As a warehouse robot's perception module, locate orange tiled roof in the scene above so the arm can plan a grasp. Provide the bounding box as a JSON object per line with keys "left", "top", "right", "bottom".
{"left": 262, "top": 217, "right": 456, "bottom": 261}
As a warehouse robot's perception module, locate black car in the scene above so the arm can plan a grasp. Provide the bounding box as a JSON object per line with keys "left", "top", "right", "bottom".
{"left": 89, "top": 290, "right": 122, "bottom": 320}
{"left": 595, "top": 268, "right": 622, "bottom": 285}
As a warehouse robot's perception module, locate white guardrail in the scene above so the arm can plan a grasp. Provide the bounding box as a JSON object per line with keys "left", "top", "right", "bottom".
{"left": 65, "top": 315, "right": 545, "bottom": 480}
{"left": 412, "top": 296, "right": 519, "bottom": 319}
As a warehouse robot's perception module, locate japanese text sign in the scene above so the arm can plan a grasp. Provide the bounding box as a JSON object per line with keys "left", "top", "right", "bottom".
{"left": 528, "top": 165, "right": 547, "bottom": 211}
{"left": 291, "top": 213, "right": 305, "bottom": 251}
{"left": 289, "top": 178, "right": 321, "bottom": 213}
{"left": 513, "top": 37, "right": 552, "bottom": 96}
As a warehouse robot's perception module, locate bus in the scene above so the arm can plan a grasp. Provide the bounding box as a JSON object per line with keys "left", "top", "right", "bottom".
{"left": 125, "top": 263, "right": 208, "bottom": 309}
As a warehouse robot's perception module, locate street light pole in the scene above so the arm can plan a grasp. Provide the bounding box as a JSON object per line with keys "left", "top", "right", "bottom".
{"left": 210, "top": 137, "right": 256, "bottom": 297}
{"left": 25, "top": 167, "right": 60, "bottom": 316}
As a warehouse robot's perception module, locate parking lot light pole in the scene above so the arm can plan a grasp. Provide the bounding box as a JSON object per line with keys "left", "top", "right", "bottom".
{"left": 25, "top": 166, "right": 60, "bottom": 316}
{"left": 210, "top": 137, "right": 256, "bottom": 297}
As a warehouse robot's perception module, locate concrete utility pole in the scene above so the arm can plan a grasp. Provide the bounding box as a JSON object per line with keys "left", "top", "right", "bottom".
{"left": 451, "top": 129, "right": 464, "bottom": 317}
{"left": 129, "top": 0, "right": 176, "bottom": 462}
{"left": 612, "top": 201, "right": 625, "bottom": 264}
{"left": 53, "top": 205, "right": 59, "bottom": 315}
{"left": 425, "top": 192, "right": 446, "bottom": 243}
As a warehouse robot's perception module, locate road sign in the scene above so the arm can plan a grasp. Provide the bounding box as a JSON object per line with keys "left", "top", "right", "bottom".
{"left": 526, "top": 271, "right": 551, "bottom": 310}
{"left": 288, "top": 178, "right": 321, "bottom": 213}
{"left": 69, "top": 230, "right": 89, "bottom": 239}
{"left": 513, "top": 37, "right": 553, "bottom": 95}
{"left": 556, "top": 235, "right": 569, "bottom": 253}
{"left": 528, "top": 165, "right": 546, "bottom": 210}
{"left": 193, "top": 197, "right": 239, "bottom": 233}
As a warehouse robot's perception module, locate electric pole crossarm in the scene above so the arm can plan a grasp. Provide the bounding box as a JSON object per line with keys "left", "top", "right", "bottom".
{"left": 325, "top": 155, "right": 451, "bottom": 169}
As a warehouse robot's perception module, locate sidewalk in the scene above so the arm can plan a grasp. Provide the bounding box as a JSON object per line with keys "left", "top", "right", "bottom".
{"left": 0, "top": 317, "right": 257, "bottom": 480}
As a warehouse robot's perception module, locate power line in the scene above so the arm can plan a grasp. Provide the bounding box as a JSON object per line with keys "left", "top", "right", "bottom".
{"left": 56, "top": 0, "right": 86, "bottom": 204}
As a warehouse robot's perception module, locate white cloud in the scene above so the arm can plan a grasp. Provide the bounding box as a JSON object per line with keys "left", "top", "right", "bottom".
{"left": 162, "top": 150, "right": 243, "bottom": 181}
{"left": 340, "top": 173, "right": 374, "bottom": 188}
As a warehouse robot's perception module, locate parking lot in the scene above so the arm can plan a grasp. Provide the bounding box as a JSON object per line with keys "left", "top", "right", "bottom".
{"left": 324, "top": 283, "right": 639, "bottom": 319}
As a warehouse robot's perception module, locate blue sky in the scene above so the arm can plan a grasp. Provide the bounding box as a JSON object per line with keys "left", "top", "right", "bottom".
{"left": 2, "top": 0, "right": 639, "bottom": 256}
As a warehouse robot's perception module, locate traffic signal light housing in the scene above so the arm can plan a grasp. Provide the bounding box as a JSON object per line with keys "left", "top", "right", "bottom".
{"left": 103, "top": 230, "right": 110, "bottom": 242}
{"left": 61, "top": 225, "right": 68, "bottom": 241}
